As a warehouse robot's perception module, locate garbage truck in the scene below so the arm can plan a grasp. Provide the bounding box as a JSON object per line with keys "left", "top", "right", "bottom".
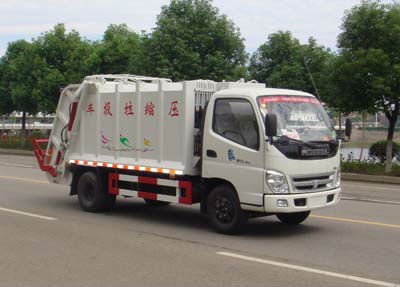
{"left": 33, "top": 74, "right": 348, "bottom": 234}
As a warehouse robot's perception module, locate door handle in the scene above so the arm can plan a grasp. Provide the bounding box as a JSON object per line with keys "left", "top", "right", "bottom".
{"left": 206, "top": 149, "right": 217, "bottom": 158}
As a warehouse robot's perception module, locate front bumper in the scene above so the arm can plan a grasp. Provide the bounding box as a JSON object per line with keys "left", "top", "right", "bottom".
{"left": 264, "top": 187, "right": 341, "bottom": 213}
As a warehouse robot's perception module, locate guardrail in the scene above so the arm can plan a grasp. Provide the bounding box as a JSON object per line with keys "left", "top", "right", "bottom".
{"left": 1, "top": 123, "right": 53, "bottom": 130}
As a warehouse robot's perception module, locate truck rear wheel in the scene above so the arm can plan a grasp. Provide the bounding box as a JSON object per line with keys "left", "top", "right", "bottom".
{"left": 276, "top": 211, "right": 310, "bottom": 225}
{"left": 77, "top": 171, "right": 116, "bottom": 212}
{"left": 207, "top": 184, "right": 247, "bottom": 234}
{"left": 144, "top": 199, "right": 170, "bottom": 206}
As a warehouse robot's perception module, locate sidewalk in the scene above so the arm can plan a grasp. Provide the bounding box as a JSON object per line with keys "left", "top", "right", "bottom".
{"left": 342, "top": 173, "right": 400, "bottom": 184}
{"left": 0, "top": 148, "right": 33, "bottom": 156}
{"left": 342, "top": 180, "right": 400, "bottom": 204}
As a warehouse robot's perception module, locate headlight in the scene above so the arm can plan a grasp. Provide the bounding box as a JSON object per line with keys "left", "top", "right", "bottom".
{"left": 335, "top": 167, "right": 341, "bottom": 187}
{"left": 266, "top": 170, "right": 289, "bottom": 194}
{"left": 328, "top": 167, "right": 341, "bottom": 188}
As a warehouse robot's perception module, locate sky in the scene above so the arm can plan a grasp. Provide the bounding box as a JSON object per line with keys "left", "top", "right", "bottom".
{"left": 0, "top": 0, "right": 394, "bottom": 57}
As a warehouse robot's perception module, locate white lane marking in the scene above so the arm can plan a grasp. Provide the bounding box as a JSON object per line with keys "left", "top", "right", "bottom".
{"left": 343, "top": 184, "right": 400, "bottom": 192}
{"left": 0, "top": 162, "right": 36, "bottom": 168}
{"left": 310, "top": 214, "right": 400, "bottom": 229}
{"left": 0, "top": 207, "right": 57, "bottom": 221}
{"left": 217, "top": 252, "right": 399, "bottom": 287}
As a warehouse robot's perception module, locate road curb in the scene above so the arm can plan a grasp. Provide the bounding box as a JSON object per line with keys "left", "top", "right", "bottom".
{"left": 342, "top": 173, "right": 400, "bottom": 184}
{"left": 0, "top": 148, "right": 34, "bottom": 156}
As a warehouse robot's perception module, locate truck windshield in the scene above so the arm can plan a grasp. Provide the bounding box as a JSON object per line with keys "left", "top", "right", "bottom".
{"left": 258, "top": 95, "right": 336, "bottom": 142}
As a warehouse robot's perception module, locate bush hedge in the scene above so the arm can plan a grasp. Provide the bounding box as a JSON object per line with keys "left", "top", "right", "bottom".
{"left": 0, "top": 131, "right": 47, "bottom": 150}
{"left": 341, "top": 161, "right": 400, "bottom": 177}
{"left": 369, "top": 140, "right": 400, "bottom": 163}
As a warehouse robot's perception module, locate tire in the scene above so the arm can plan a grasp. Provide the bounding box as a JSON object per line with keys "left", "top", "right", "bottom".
{"left": 77, "top": 171, "right": 116, "bottom": 212}
{"left": 207, "top": 184, "right": 247, "bottom": 234}
{"left": 276, "top": 211, "right": 310, "bottom": 225}
{"left": 144, "top": 199, "right": 170, "bottom": 206}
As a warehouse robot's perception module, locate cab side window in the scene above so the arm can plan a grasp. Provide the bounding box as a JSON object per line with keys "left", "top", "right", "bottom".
{"left": 212, "top": 99, "right": 259, "bottom": 150}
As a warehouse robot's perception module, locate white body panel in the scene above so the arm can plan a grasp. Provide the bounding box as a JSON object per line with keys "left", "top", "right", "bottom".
{"left": 264, "top": 188, "right": 341, "bottom": 213}
{"left": 261, "top": 145, "right": 341, "bottom": 212}
{"left": 48, "top": 75, "right": 264, "bottom": 185}
{"left": 201, "top": 92, "right": 266, "bottom": 207}
{"left": 68, "top": 80, "right": 192, "bottom": 174}
{"left": 202, "top": 88, "right": 342, "bottom": 212}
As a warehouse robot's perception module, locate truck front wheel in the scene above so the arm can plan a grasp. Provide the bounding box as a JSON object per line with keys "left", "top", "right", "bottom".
{"left": 77, "top": 171, "right": 116, "bottom": 212}
{"left": 207, "top": 184, "right": 247, "bottom": 234}
{"left": 276, "top": 211, "right": 310, "bottom": 225}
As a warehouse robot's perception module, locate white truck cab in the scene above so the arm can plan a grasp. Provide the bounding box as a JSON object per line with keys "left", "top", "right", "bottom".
{"left": 33, "top": 75, "right": 345, "bottom": 234}
{"left": 202, "top": 88, "right": 341, "bottom": 219}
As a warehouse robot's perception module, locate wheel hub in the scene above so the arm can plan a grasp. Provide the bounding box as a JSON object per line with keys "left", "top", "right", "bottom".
{"left": 83, "top": 182, "right": 95, "bottom": 202}
{"left": 215, "top": 196, "right": 234, "bottom": 224}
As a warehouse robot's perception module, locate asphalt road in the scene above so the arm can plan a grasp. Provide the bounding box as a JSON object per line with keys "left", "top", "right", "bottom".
{"left": 0, "top": 154, "right": 399, "bottom": 287}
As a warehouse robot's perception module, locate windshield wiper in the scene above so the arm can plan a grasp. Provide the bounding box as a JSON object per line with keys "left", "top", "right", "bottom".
{"left": 276, "top": 136, "right": 309, "bottom": 146}
{"left": 307, "top": 140, "right": 338, "bottom": 145}
{"left": 277, "top": 136, "right": 334, "bottom": 148}
{"left": 276, "top": 135, "right": 301, "bottom": 143}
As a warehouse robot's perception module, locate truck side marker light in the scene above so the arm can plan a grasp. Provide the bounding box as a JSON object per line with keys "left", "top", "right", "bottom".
{"left": 70, "top": 159, "right": 183, "bottom": 175}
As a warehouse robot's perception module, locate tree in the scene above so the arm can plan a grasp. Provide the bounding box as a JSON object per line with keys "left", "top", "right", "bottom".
{"left": 143, "top": 0, "right": 247, "bottom": 81}
{"left": 249, "top": 31, "right": 334, "bottom": 97}
{"left": 2, "top": 40, "right": 43, "bottom": 135}
{"left": 336, "top": 1, "right": 400, "bottom": 172}
{"left": 96, "top": 24, "right": 144, "bottom": 74}
{"left": 34, "top": 24, "right": 97, "bottom": 112}
{"left": 0, "top": 59, "right": 14, "bottom": 115}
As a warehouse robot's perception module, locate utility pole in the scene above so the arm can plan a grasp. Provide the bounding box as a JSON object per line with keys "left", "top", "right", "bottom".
{"left": 304, "top": 57, "right": 321, "bottom": 101}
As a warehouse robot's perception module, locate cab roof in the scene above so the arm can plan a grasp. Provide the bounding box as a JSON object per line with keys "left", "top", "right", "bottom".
{"left": 215, "top": 87, "right": 315, "bottom": 99}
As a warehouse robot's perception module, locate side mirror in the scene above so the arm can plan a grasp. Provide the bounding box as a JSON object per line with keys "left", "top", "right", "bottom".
{"left": 345, "top": 118, "right": 352, "bottom": 139}
{"left": 265, "top": 113, "right": 277, "bottom": 141}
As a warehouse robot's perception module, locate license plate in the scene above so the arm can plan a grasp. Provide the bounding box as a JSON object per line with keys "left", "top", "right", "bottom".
{"left": 301, "top": 148, "right": 328, "bottom": 156}
{"left": 308, "top": 195, "right": 326, "bottom": 207}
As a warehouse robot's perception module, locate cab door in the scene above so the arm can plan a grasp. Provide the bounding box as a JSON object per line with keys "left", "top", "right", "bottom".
{"left": 202, "top": 97, "right": 265, "bottom": 207}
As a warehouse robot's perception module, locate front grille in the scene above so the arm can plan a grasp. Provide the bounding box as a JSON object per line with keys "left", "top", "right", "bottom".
{"left": 291, "top": 172, "right": 335, "bottom": 193}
